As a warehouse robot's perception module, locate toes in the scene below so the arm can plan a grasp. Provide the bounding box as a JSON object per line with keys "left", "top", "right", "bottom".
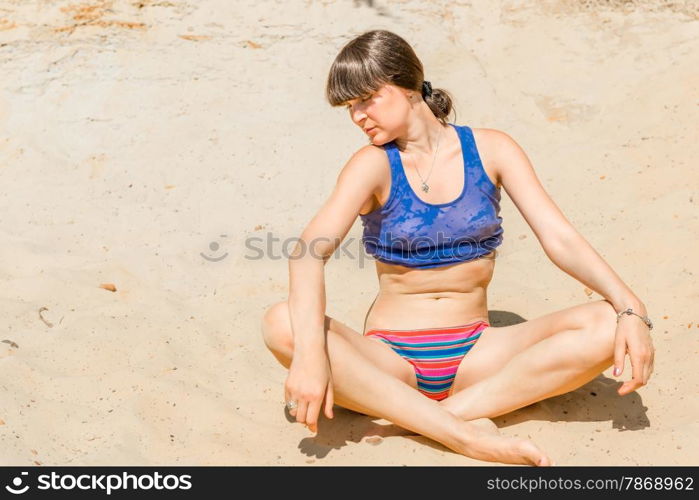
{"left": 518, "top": 440, "right": 551, "bottom": 466}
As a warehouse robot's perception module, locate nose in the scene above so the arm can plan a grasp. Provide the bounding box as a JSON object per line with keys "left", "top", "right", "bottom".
{"left": 348, "top": 101, "right": 369, "bottom": 121}
{"left": 349, "top": 108, "right": 366, "bottom": 124}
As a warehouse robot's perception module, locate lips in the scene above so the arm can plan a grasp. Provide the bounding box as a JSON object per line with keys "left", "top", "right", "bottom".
{"left": 365, "top": 127, "right": 377, "bottom": 134}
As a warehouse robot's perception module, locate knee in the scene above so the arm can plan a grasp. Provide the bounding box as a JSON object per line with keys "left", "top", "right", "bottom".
{"left": 261, "top": 300, "right": 293, "bottom": 353}
{"left": 587, "top": 300, "right": 618, "bottom": 357}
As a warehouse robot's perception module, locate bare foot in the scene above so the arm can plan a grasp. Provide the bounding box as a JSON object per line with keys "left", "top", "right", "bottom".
{"left": 467, "top": 417, "right": 499, "bottom": 435}
{"left": 455, "top": 420, "right": 553, "bottom": 466}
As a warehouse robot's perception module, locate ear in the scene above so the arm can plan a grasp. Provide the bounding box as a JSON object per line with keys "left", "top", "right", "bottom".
{"left": 396, "top": 86, "right": 412, "bottom": 99}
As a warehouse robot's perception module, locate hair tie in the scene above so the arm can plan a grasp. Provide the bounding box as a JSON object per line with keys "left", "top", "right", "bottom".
{"left": 421, "top": 80, "right": 432, "bottom": 98}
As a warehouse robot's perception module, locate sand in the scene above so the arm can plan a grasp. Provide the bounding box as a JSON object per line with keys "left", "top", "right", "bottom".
{"left": 0, "top": 0, "right": 697, "bottom": 465}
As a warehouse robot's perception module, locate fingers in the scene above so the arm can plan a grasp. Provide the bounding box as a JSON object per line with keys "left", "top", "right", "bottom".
{"left": 306, "top": 400, "right": 321, "bottom": 433}
{"left": 324, "top": 381, "right": 335, "bottom": 420}
{"left": 284, "top": 388, "right": 297, "bottom": 418}
{"left": 643, "top": 344, "right": 655, "bottom": 385}
{"left": 618, "top": 354, "right": 645, "bottom": 396}
{"left": 642, "top": 354, "right": 651, "bottom": 385}
{"left": 284, "top": 388, "right": 316, "bottom": 431}
{"left": 613, "top": 332, "right": 626, "bottom": 378}
{"left": 284, "top": 377, "right": 332, "bottom": 433}
{"left": 646, "top": 351, "right": 655, "bottom": 383}
{"left": 289, "top": 385, "right": 334, "bottom": 434}
{"left": 614, "top": 324, "right": 656, "bottom": 395}
{"left": 295, "top": 400, "right": 308, "bottom": 427}
{"left": 644, "top": 341, "right": 655, "bottom": 384}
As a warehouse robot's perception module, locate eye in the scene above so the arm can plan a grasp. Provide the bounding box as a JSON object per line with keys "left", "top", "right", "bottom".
{"left": 345, "top": 94, "right": 373, "bottom": 110}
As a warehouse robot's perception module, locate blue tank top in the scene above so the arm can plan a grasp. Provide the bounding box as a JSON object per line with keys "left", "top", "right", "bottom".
{"left": 359, "top": 123, "right": 504, "bottom": 269}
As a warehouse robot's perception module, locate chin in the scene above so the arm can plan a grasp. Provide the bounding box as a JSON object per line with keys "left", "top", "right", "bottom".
{"left": 368, "top": 134, "right": 387, "bottom": 146}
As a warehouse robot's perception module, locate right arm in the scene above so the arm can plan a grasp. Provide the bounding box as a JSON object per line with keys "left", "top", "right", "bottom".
{"left": 285, "top": 145, "right": 384, "bottom": 431}
{"left": 288, "top": 144, "right": 384, "bottom": 353}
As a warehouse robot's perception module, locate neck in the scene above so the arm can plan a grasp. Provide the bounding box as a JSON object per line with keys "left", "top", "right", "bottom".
{"left": 393, "top": 104, "right": 447, "bottom": 157}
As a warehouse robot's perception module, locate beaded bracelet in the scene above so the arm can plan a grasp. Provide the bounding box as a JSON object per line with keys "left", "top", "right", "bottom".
{"left": 616, "top": 307, "right": 653, "bottom": 330}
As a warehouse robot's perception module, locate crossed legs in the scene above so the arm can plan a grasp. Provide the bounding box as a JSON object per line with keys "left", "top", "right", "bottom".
{"left": 261, "top": 299, "right": 617, "bottom": 464}
{"left": 439, "top": 299, "right": 617, "bottom": 420}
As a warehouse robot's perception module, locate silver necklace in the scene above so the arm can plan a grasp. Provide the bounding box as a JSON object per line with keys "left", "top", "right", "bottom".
{"left": 406, "top": 126, "right": 443, "bottom": 193}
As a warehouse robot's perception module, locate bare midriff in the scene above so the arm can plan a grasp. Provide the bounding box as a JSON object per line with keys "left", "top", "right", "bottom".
{"left": 362, "top": 250, "right": 496, "bottom": 335}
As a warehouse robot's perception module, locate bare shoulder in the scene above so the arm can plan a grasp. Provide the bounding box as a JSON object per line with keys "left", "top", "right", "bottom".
{"left": 472, "top": 127, "right": 526, "bottom": 160}
{"left": 470, "top": 127, "right": 511, "bottom": 189}
{"left": 336, "top": 144, "right": 389, "bottom": 214}
{"left": 337, "top": 143, "right": 388, "bottom": 184}
{"left": 471, "top": 127, "right": 525, "bottom": 189}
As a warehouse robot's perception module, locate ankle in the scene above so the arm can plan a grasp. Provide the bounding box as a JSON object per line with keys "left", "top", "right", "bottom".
{"left": 447, "top": 418, "right": 482, "bottom": 452}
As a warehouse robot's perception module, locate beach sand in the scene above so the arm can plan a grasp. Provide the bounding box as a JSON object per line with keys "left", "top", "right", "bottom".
{"left": 0, "top": 0, "right": 697, "bottom": 465}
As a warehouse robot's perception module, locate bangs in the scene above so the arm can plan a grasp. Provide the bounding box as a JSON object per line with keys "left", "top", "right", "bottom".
{"left": 326, "top": 50, "right": 388, "bottom": 107}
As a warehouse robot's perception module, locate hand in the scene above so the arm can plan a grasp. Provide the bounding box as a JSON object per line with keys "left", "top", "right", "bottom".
{"left": 284, "top": 349, "right": 334, "bottom": 433}
{"left": 613, "top": 315, "right": 655, "bottom": 396}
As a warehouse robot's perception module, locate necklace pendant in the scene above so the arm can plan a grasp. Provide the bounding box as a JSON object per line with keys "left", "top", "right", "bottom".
{"left": 421, "top": 183, "right": 429, "bottom": 193}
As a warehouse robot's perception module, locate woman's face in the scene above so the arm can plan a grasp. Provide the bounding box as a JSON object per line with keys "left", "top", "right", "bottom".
{"left": 344, "top": 83, "right": 411, "bottom": 145}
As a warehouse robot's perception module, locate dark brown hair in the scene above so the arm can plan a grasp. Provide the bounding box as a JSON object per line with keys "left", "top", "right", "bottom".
{"left": 325, "top": 30, "right": 455, "bottom": 125}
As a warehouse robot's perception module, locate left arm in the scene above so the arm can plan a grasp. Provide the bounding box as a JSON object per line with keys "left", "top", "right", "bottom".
{"left": 481, "top": 128, "right": 654, "bottom": 394}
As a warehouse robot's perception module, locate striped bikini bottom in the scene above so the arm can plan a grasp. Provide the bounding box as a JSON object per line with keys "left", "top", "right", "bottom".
{"left": 364, "top": 320, "right": 489, "bottom": 401}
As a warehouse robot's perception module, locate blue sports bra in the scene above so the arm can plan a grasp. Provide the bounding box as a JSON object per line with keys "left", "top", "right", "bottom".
{"left": 359, "top": 123, "right": 504, "bottom": 269}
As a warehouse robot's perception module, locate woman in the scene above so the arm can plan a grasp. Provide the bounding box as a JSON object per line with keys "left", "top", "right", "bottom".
{"left": 261, "top": 30, "right": 655, "bottom": 466}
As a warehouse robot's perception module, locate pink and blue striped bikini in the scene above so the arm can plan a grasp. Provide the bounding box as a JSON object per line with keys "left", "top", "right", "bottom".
{"left": 364, "top": 321, "right": 490, "bottom": 401}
